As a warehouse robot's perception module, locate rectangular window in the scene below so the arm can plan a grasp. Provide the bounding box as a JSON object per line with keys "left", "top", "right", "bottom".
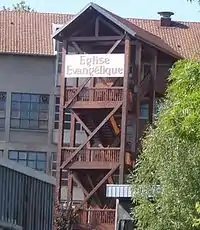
{"left": 52, "top": 24, "right": 78, "bottom": 86}
{"left": 8, "top": 150, "right": 47, "bottom": 172}
{"left": 0, "top": 150, "right": 3, "bottom": 158}
{"left": 56, "top": 41, "right": 63, "bottom": 74}
{"left": 140, "top": 104, "right": 149, "bottom": 119}
{"left": 53, "top": 24, "right": 64, "bottom": 86}
{"left": 0, "top": 92, "right": 6, "bottom": 129}
{"left": 10, "top": 93, "right": 49, "bottom": 130}
{"left": 51, "top": 152, "right": 68, "bottom": 186}
{"left": 140, "top": 102, "right": 159, "bottom": 120}
{"left": 54, "top": 96, "right": 83, "bottom": 131}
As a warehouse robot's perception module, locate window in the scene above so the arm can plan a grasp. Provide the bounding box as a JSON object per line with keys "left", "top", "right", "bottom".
{"left": 52, "top": 23, "right": 64, "bottom": 55}
{"left": 51, "top": 152, "right": 68, "bottom": 186}
{"left": 52, "top": 24, "right": 78, "bottom": 86}
{"left": 53, "top": 24, "right": 64, "bottom": 86}
{"left": 140, "top": 104, "right": 149, "bottom": 119}
{"left": 8, "top": 150, "right": 47, "bottom": 172}
{"left": 0, "top": 150, "right": 3, "bottom": 158}
{"left": 10, "top": 93, "right": 49, "bottom": 130}
{"left": 54, "top": 96, "right": 83, "bottom": 131}
{"left": 0, "top": 92, "right": 6, "bottom": 129}
{"left": 55, "top": 39, "right": 63, "bottom": 74}
{"left": 140, "top": 101, "right": 160, "bottom": 120}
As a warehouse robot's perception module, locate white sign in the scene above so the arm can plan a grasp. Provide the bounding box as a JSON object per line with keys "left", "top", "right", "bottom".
{"left": 65, "top": 53, "right": 124, "bottom": 78}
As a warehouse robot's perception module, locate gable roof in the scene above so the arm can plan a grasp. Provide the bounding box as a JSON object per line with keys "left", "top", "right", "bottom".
{"left": 0, "top": 7, "right": 199, "bottom": 58}
{"left": 53, "top": 3, "right": 181, "bottom": 59}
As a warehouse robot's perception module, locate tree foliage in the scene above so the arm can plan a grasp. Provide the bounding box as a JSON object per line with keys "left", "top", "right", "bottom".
{"left": 193, "top": 202, "right": 200, "bottom": 228}
{"left": 1, "top": 1, "right": 35, "bottom": 12}
{"left": 54, "top": 202, "right": 78, "bottom": 230}
{"left": 130, "top": 59, "right": 200, "bottom": 230}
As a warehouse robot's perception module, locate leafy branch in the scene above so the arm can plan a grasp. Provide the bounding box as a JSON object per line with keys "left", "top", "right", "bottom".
{"left": 1, "top": 1, "right": 35, "bottom": 12}
{"left": 54, "top": 202, "right": 78, "bottom": 230}
{"left": 130, "top": 59, "right": 200, "bottom": 230}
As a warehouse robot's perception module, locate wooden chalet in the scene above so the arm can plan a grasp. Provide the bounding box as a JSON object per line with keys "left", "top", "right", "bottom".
{"left": 53, "top": 3, "right": 181, "bottom": 230}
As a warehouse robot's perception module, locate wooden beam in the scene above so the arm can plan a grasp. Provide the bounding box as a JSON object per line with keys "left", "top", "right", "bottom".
{"left": 68, "top": 35, "right": 124, "bottom": 42}
{"left": 71, "top": 110, "right": 92, "bottom": 135}
{"left": 90, "top": 40, "right": 137, "bottom": 47}
{"left": 119, "top": 35, "right": 131, "bottom": 184}
{"left": 67, "top": 71, "right": 77, "bottom": 203}
{"left": 134, "top": 41, "right": 142, "bottom": 153}
{"left": 74, "top": 164, "right": 119, "bottom": 213}
{"left": 70, "top": 113, "right": 76, "bottom": 146}
{"left": 72, "top": 41, "right": 84, "bottom": 54}
{"left": 72, "top": 173, "right": 89, "bottom": 197}
{"left": 87, "top": 175, "right": 102, "bottom": 206}
{"left": 95, "top": 16, "right": 100, "bottom": 37}
{"left": 55, "top": 40, "right": 67, "bottom": 203}
{"left": 107, "top": 36, "right": 124, "bottom": 53}
{"left": 148, "top": 50, "right": 157, "bottom": 124}
{"left": 65, "top": 78, "right": 91, "bottom": 108}
{"left": 61, "top": 102, "right": 122, "bottom": 169}
{"left": 67, "top": 171, "right": 73, "bottom": 202}
{"left": 99, "top": 16, "right": 123, "bottom": 36}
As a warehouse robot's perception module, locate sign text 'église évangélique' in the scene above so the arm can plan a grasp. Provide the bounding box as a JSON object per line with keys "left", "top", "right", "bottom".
{"left": 65, "top": 54, "right": 124, "bottom": 78}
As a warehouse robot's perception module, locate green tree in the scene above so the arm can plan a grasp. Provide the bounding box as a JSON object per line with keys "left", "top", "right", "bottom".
{"left": 130, "top": 59, "right": 200, "bottom": 230}
{"left": 2, "top": 1, "right": 35, "bottom": 12}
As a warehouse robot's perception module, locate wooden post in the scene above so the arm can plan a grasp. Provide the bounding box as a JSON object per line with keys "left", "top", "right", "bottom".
{"left": 148, "top": 50, "right": 157, "bottom": 124}
{"left": 55, "top": 40, "right": 67, "bottom": 203}
{"left": 119, "top": 35, "right": 131, "bottom": 184}
{"left": 134, "top": 41, "right": 142, "bottom": 154}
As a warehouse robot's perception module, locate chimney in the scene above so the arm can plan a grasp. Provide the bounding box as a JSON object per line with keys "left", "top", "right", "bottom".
{"left": 157, "top": 11, "right": 174, "bottom": 27}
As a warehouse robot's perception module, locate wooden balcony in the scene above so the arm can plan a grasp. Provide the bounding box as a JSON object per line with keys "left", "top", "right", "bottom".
{"left": 74, "top": 209, "right": 115, "bottom": 230}
{"left": 62, "top": 147, "right": 120, "bottom": 169}
{"left": 65, "top": 87, "right": 123, "bottom": 108}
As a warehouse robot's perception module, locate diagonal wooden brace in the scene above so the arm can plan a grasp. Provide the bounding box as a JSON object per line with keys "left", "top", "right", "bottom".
{"left": 71, "top": 110, "right": 92, "bottom": 135}
{"left": 107, "top": 36, "right": 125, "bottom": 54}
{"left": 72, "top": 173, "right": 89, "bottom": 197}
{"left": 65, "top": 77, "right": 91, "bottom": 108}
{"left": 74, "top": 163, "right": 120, "bottom": 213}
{"left": 61, "top": 101, "right": 122, "bottom": 169}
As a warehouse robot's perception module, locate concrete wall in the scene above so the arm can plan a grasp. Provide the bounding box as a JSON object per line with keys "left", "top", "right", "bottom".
{"left": 0, "top": 54, "right": 86, "bottom": 171}
{"left": 0, "top": 54, "right": 56, "bottom": 171}
{"left": 0, "top": 54, "right": 85, "bottom": 200}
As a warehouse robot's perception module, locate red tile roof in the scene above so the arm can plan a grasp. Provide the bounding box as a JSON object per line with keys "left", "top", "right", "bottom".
{"left": 0, "top": 10, "right": 199, "bottom": 58}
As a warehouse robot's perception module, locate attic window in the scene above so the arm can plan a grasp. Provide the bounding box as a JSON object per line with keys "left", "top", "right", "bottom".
{"left": 52, "top": 23, "right": 64, "bottom": 55}
{"left": 52, "top": 24, "right": 77, "bottom": 86}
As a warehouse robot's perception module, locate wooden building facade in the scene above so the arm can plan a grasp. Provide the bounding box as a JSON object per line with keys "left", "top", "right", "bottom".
{"left": 53, "top": 3, "right": 181, "bottom": 230}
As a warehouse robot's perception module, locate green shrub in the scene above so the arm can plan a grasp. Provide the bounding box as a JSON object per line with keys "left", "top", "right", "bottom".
{"left": 130, "top": 60, "right": 200, "bottom": 230}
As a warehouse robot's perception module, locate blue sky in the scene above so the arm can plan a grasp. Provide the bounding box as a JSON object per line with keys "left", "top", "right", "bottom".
{"left": 0, "top": 0, "right": 200, "bottom": 21}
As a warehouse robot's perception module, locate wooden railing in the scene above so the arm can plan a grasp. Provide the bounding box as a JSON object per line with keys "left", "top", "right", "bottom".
{"left": 66, "top": 87, "right": 123, "bottom": 102}
{"left": 62, "top": 147, "right": 120, "bottom": 163}
{"left": 78, "top": 208, "right": 115, "bottom": 225}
